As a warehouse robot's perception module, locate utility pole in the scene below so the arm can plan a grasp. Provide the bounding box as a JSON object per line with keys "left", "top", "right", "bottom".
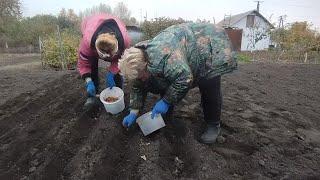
{"left": 140, "top": 9, "right": 143, "bottom": 23}
{"left": 144, "top": 11, "right": 148, "bottom": 21}
{"left": 154, "top": 11, "right": 158, "bottom": 19}
{"left": 278, "top": 16, "right": 283, "bottom": 28}
{"left": 277, "top": 15, "right": 286, "bottom": 51}
{"left": 278, "top": 15, "right": 286, "bottom": 28}
{"left": 254, "top": 1, "right": 263, "bottom": 12}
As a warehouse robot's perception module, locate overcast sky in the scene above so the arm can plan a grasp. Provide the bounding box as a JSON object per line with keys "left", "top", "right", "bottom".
{"left": 22, "top": 0, "right": 320, "bottom": 30}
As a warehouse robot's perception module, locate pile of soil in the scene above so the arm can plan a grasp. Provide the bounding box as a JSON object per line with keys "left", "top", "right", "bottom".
{"left": 0, "top": 62, "right": 319, "bottom": 179}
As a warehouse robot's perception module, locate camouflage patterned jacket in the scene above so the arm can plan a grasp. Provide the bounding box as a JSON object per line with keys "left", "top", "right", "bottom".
{"left": 130, "top": 23, "right": 237, "bottom": 111}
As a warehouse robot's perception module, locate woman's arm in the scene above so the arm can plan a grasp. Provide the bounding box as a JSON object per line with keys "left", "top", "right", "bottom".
{"left": 77, "top": 39, "right": 95, "bottom": 79}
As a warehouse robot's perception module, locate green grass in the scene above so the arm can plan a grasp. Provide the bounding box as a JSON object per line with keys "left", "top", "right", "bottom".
{"left": 237, "top": 54, "right": 251, "bottom": 63}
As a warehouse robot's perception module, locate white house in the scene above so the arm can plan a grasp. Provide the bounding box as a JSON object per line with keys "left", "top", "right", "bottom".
{"left": 217, "top": 10, "right": 274, "bottom": 51}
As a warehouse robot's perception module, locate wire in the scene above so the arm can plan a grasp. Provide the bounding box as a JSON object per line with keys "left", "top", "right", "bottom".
{"left": 286, "top": 4, "right": 314, "bottom": 8}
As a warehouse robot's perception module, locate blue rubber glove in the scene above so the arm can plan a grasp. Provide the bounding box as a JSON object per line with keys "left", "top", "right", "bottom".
{"left": 123, "top": 113, "right": 138, "bottom": 128}
{"left": 151, "top": 99, "right": 170, "bottom": 119}
{"left": 86, "top": 81, "right": 96, "bottom": 97}
{"left": 106, "top": 72, "right": 115, "bottom": 89}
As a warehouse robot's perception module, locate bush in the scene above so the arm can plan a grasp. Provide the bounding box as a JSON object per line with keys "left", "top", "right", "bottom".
{"left": 41, "top": 29, "right": 80, "bottom": 69}
{"left": 141, "top": 17, "right": 186, "bottom": 40}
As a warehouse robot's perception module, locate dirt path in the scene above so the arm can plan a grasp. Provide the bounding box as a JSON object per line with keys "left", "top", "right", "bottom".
{"left": 0, "top": 62, "right": 319, "bottom": 179}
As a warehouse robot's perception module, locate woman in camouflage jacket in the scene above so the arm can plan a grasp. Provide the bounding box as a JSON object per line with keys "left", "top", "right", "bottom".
{"left": 119, "top": 23, "right": 237, "bottom": 144}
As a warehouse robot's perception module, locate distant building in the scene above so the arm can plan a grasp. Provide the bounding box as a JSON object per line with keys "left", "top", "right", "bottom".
{"left": 217, "top": 10, "right": 274, "bottom": 51}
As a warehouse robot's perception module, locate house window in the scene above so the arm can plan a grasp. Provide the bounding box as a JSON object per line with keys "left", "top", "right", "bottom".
{"left": 246, "top": 15, "right": 255, "bottom": 28}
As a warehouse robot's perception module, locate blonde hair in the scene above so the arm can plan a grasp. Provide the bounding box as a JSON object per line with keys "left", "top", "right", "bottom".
{"left": 119, "top": 47, "right": 147, "bottom": 80}
{"left": 95, "top": 33, "right": 118, "bottom": 58}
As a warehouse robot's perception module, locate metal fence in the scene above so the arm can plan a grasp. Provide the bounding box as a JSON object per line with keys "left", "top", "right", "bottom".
{"left": 0, "top": 46, "right": 40, "bottom": 54}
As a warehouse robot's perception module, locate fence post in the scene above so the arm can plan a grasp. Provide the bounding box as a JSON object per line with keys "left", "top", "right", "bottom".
{"left": 56, "top": 25, "right": 66, "bottom": 70}
{"left": 304, "top": 52, "right": 308, "bottom": 63}
{"left": 39, "top": 36, "right": 44, "bottom": 68}
{"left": 5, "top": 42, "right": 8, "bottom": 53}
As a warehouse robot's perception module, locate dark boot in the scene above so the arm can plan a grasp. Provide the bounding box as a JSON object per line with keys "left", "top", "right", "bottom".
{"left": 200, "top": 123, "right": 221, "bottom": 144}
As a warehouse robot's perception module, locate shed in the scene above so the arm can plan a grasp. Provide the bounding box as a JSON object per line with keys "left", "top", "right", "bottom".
{"left": 217, "top": 10, "right": 274, "bottom": 51}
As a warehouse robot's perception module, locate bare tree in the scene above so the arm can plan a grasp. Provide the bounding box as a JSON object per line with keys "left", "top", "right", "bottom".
{"left": 79, "top": 3, "right": 112, "bottom": 19}
{"left": 58, "top": 8, "right": 80, "bottom": 29}
{"left": 0, "top": 0, "right": 21, "bottom": 19}
{"left": 113, "top": 2, "right": 131, "bottom": 24}
{"left": 0, "top": 0, "right": 21, "bottom": 31}
{"left": 79, "top": 2, "right": 136, "bottom": 25}
{"left": 0, "top": 0, "right": 21, "bottom": 45}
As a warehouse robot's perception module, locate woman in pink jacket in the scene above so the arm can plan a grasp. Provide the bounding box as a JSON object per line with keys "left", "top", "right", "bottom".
{"left": 77, "top": 14, "right": 131, "bottom": 110}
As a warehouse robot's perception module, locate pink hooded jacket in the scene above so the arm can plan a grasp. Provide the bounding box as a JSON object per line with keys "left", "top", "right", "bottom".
{"left": 77, "top": 13, "right": 131, "bottom": 77}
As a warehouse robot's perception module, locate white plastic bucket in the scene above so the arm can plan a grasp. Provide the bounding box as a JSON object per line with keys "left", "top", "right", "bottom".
{"left": 99, "top": 87, "right": 125, "bottom": 115}
{"left": 136, "top": 112, "right": 166, "bottom": 136}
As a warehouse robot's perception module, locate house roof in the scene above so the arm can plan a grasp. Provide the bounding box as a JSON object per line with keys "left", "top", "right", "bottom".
{"left": 217, "top": 10, "right": 274, "bottom": 29}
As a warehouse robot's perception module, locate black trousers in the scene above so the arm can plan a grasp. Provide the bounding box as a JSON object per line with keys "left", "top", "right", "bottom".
{"left": 89, "top": 58, "right": 123, "bottom": 96}
{"left": 161, "top": 76, "right": 222, "bottom": 126}
{"left": 198, "top": 76, "right": 222, "bottom": 125}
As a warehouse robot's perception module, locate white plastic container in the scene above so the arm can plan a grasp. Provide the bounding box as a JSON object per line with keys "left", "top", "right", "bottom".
{"left": 99, "top": 87, "right": 125, "bottom": 115}
{"left": 136, "top": 112, "right": 166, "bottom": 136}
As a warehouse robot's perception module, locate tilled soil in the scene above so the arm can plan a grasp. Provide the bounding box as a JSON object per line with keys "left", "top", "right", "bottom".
{"left": 0, "top": 54, "right": 41, "bottom": 67}
{"left": 0, "top": 62, "right": 319, "bottom": 180}
{"left": 0, "top": 54, "right": 67, "bottom": 106}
